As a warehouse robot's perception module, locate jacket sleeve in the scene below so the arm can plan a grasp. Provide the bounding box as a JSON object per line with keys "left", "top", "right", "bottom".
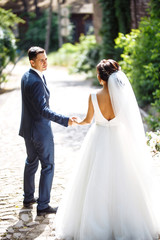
{"left": 29, "top": 81, "right": 69, "bottom": 127}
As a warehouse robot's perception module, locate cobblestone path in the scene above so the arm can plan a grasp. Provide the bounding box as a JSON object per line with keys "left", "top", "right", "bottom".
{"left": 0, "top": 62, "right": 97, "bottom": 240}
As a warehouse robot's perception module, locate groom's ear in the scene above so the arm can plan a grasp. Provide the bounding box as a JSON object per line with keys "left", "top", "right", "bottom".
{"left": 30, "top": 59, "right": 35, "bottom": 67}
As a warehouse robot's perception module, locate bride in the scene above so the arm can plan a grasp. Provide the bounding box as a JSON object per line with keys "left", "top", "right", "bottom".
{"left": 55, "top": 59, "right": 160, "bottom": 240}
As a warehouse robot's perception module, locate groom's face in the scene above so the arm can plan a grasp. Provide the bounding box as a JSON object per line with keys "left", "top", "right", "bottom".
{"left": 30, "top": 52, "right": 47, "bottom": 72}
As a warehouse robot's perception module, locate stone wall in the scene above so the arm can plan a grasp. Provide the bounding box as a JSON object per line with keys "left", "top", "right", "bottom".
{"left": 130, "top": 0, "right": 150, "bottom": 29}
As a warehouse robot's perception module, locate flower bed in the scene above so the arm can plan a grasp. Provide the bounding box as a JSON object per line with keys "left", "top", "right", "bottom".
{"left": 146, "top": 130, "right": 160, "bottom": 161}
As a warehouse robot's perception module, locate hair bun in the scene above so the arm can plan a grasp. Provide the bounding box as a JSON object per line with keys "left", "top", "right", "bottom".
{"left": 97, "top": 59, "right": 120, "bottom": 82}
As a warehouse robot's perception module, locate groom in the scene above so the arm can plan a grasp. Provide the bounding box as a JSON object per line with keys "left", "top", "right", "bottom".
{"left": 19, "top": 46, "right": 74, "bottom": 216}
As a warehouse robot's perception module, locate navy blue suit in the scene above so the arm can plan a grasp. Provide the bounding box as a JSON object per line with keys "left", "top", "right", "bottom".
{"left": 19, "top": 69, "right": 69, "bottom": 210}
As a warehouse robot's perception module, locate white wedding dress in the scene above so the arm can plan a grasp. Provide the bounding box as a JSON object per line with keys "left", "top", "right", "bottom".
{"left": 55, "top": 71, "right": 160, "bottom": 240}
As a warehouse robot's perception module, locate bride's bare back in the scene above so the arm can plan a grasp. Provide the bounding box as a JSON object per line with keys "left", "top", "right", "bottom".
{"left": 78, "top": 88, "right": 115, "bottom": 126}
{"left": 96, "top": 90, "right": 115, "bottom": 121}
{"left": 78, "top": 59, "right": 120, "bottom": 125}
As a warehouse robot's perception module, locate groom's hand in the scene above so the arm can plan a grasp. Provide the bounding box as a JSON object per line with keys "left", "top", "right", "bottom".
{"left": 68, "top": 117, "right": 77, "bottom": 126}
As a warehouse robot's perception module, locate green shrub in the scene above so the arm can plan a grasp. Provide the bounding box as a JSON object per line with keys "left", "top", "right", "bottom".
{"left": 115, "top": 0, "right": 160, "bottom": 130}
{"left": 49, "top": 35, "right": 100, "bottom": 78}
{"left": 70, "top": 34, "right": 100, "bottom": 77}
{"left": 18, "top": 11, "right": 58, "bottom": 52}
{"left": 98, "top": 0, "right": 131, "bottom": 59}
{"left": 48, "top": 43, "right": 77, "bottom": 67}
{"left": 0, "top": 29, "right": 16, "bottom": 84}
{"left": 0, "top": 8, "right": 24, "bottom": 86}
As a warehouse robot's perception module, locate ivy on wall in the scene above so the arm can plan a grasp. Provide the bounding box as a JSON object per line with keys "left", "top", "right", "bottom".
{"left": 98, "top": 0, "right": 131, "bottom": 59}
{"left": 115, "top": 0, "right": 131, "bottom": 34}
{"left": 114, "top": 0, "right": 160, "bottom": 130}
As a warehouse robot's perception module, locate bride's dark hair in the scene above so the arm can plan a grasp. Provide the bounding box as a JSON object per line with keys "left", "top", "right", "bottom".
{"left": 97, "top": 59, "right": 120, "bottom": 82}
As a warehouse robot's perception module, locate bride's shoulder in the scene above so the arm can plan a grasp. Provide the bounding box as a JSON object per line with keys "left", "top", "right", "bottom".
{"left": 91, "top": 89, "right": 101, "bottom": 96}
{"left": 90, "top": 91, "right": 98, "bottom": 100}
{"left": 96, "top": 89, "right": 104, "bottom": 96}
{"left": 89, "top": 92, "right": 97, "bottom": 103}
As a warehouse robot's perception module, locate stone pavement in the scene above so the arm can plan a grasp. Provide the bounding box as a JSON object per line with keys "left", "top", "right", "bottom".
{"left": 0, "top": 61, "right": 97, "bottom": 240}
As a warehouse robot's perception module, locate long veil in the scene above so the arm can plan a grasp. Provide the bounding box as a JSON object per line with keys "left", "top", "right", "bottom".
{"left": 108, "top": 71, "right": 160, "bottom": 230}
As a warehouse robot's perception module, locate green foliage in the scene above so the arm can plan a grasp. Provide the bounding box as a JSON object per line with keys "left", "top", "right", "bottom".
{"left": 98, "top": 0, "right": 131, "bottom": 59}
{"left": 0, "top": 8, "right": 24, "bottom": 86}
{"left": 0, "top": 8, "right": 24, "bottom": 28}
{"left": 48, "top": 43, "right": 77, "bottom": 67}
{"left": 98, "top": 0, "right": 118, "bottom": 59}
{"left": 71, "top": 35, "right": 100, "bottom": 76}
{"left": 149, "top": 0, "right": 160, "bottom": 18}
{"left": 49, "top": 35, "right": 100, "bottom": 78}
{"left": 115, "top": 0, "right": 160, "bottom": 130}
{"left": 18, "top": 11, "right": 58, "bottom": 52}
{"left": 146, "top": 89, "right": 160, "bottom": 130}
{"left": 114, "top": 0, "right": 131, "bottom": 34}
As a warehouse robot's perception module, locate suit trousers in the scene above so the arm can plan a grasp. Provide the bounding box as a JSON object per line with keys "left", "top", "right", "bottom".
{"left": 24, "top": 136, "right": 54, "bottom": 210}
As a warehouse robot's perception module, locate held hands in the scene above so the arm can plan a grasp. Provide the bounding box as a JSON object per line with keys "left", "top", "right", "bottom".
{"left": 68, "top": 117, "right": 89, "bottom": 126}
{"left": 68, "top": 117, "right": 79, "bottom": 126}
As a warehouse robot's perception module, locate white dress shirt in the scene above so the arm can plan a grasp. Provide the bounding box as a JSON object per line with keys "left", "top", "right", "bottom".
{"left": 31, "top": 67, "right": 45, "bottom": 84}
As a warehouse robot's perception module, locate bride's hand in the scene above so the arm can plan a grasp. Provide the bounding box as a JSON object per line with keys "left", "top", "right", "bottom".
{"left": 72, "top": 117, "right": 84, "bottom": 125}
{"left": 68, "top": 117, "right": 78, "bottom": 126}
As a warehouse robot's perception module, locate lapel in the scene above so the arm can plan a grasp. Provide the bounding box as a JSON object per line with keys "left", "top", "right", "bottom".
{"left": 42, "top": 75, "right": 47, "bottom": 85}
{"left": 29, "top": 69, "right": 50, "bottom": 96}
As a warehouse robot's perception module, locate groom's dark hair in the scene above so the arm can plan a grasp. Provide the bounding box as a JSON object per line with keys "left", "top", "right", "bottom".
{"left": 28, "top": 46, "right": 45, "bottom": 60}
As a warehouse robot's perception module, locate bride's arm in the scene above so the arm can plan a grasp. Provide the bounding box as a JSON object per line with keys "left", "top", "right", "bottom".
{"left": 77, "top": 94, "right": 94, "bottom": 125}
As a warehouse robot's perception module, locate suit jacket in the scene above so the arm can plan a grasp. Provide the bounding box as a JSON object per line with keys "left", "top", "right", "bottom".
{"left": 19, "top": 69, "right": 69, "bottom": 140}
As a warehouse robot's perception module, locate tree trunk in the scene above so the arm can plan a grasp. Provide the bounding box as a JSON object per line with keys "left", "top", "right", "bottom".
{"left": 57, "top": 0, "right": 63, "bottom": 48}
{"left": 45, "top": 0, "right": 53, "bottom": 53}
{"left": 21, "top": 0, "right": 28, "bottom": 13}
{"left": 34, "top": 0, "right": 40, "bottom": 18}
{"left": 21, "top": 0, "right": 29, "bottom": 24}
{"left": 92, "top": 0, "right": 102, "bottom": 44}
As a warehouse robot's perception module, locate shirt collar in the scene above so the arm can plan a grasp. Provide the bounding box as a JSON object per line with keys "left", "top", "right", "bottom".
{"left": 30, "top": 67, "right": 43, "bottom": 80}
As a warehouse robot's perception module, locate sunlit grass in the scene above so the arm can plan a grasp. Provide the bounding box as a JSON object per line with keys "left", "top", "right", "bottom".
{"left": 48, "top": 51, "right": 75, "bottom": 67}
